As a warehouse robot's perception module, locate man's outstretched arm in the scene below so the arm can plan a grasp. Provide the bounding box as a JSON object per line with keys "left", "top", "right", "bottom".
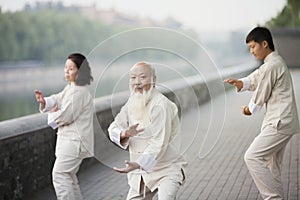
{"left": 224, "top": 78, "right": 244, "bottom": 92}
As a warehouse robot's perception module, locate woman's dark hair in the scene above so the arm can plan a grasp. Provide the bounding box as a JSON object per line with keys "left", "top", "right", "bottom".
{"left": 67, "top": 53, "right": 93, "bottom": 86}
{"left": 246, "top": 27, "right": 275, "bottom": 51}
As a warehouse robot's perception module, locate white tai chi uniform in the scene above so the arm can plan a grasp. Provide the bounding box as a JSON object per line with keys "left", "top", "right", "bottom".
{"left": 239, "top": 52, "right": 300, "bottom": 199}
{"left": 108, "top": 88, "right": 187, "bottom": 200}
{"left": 41, "top": 83, "right": 94, "bottom": 200}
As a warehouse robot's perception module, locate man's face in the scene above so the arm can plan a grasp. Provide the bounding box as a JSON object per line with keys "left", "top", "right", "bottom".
{"left": 130, "top": 64, "right": 153, "bottom": 94}
{"left": 247, "top": 40, "right": 269, "bottom": 60}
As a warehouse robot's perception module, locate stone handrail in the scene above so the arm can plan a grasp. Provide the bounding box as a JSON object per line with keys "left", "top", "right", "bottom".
{"left": 0, "top": 63, "right": 257, "bottom": 199}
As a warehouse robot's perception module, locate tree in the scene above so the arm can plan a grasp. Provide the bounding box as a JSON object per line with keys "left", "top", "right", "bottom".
{"left": 0, "top": 7, "right": 199, "bottom": 63}
{"left": 266, "top": 0, "right": 300, "bottom": 28}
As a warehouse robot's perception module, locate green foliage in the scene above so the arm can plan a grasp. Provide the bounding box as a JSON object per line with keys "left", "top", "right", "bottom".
{"left": 266, "top": 0, "right": 300, "bottom": 28}
{"left": 0, "top": 9, "right": 199, "bottom": 63}
{"left": 0, "top": 9, "right": 123, "bottom": 62}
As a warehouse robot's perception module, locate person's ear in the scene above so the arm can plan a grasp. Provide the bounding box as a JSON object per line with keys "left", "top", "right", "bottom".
{"left": 262, "top": 40, "right": 269, "bottom": 49}
{"left": 153, "top": 76, "right": 156, "bottom": 87}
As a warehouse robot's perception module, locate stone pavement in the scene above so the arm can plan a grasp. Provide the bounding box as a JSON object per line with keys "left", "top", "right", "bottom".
{"left": 30, "top": 69, "right": 300, "bottom": 200}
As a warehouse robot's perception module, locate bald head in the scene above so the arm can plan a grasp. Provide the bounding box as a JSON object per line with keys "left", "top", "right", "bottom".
{"left": 130, "top": 62, "right": 156, "bottom": 93}
{"left": 130, "top": 62, "right": 155, "bottom": 76}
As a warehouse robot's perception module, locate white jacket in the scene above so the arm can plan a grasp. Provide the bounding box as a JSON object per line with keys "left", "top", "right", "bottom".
{"left": 240, "top": 52, "right": 300, "bottom": 135}
{"left": 108, "top": 88, "right": 187, "bottom": 191}
{"left": 41, "top": 83, "right": 94, "bottom": 158}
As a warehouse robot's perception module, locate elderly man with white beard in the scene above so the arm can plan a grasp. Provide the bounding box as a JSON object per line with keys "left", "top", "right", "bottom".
{"left": 108, "top": 62, "right": 187, "bottom": 200}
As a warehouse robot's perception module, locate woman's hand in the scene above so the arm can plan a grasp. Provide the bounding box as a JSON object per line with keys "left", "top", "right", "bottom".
{"left": 34, "top": 89, "right": 45, "bottom": 110}
{"left": 50, "top": 105, "right": 58, "bottom": 112}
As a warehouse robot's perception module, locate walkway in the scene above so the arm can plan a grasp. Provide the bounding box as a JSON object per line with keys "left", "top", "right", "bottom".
{"left": 30, "top": 69, "right": 300, "bottom": 200}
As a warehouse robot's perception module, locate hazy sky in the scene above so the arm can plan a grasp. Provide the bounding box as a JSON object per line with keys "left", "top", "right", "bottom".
{"left": 1, "top": 0, "right": 286, "bottom": 32}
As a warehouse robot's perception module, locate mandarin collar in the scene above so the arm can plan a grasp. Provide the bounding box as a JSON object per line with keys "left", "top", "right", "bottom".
{"left": 264, "top": 51, "right": 278, "bottom": 63}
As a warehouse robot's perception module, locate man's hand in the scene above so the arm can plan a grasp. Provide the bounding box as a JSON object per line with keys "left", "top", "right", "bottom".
{"left": 113, "top": 160, "right": 140, "bottom": 173}
{"left": 121, "top": 124, "right": 144, "bottom": 140}
{"left": 242, "top": 106, "right": 252, "bottom": 116}
{"left": 224, "top": 78, "right": 243, "bottom": 92}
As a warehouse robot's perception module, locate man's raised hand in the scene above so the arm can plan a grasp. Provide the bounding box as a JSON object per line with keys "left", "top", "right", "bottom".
{"left": 224, "top": 78, "right": 243, "bottom": 92}
{"left": 121, "top": 123, "right": 144, "bottom": 139}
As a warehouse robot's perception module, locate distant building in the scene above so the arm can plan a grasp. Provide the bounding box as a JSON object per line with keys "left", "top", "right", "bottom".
{"left": 78, "top": 5, "right": 181, "bottom": 29}
{"left": 23, "top": 2, "right": 182, "bottom": 29}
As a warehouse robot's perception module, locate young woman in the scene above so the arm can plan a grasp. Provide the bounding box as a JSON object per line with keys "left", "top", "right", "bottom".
{"left": 35, "top": 53, "right": 94, "bottom": 200}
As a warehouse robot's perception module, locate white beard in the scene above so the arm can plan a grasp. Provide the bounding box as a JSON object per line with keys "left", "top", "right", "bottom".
{"left": 127, "top": 87, "right": 153, "bottom": 128}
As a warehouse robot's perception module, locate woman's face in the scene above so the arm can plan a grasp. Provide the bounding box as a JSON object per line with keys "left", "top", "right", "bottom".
{"left": 64, "top": 59, "right": 78, "bottom": 83}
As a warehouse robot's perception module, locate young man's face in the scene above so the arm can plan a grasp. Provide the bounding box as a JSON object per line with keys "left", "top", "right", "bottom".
{"left": 247, "top": 40, "right": 269, "bottom": 60}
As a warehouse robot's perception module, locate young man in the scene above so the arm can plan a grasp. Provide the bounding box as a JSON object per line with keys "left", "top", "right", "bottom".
{"left": 108, "top": 62, "right": 187, "bottom": 200}
{"left": 224, "top": 27, "right": 299, "bottom": 199}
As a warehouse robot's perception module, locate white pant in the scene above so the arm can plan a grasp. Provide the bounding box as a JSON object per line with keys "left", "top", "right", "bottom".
{"left": 52, "top": 154, "right": 83, "bottom": 200}
{"left": 127, "top": 177, "right": 181, "bottom": 200}
{"left": 244, "top": 127, "right": 292, "bottom": 200}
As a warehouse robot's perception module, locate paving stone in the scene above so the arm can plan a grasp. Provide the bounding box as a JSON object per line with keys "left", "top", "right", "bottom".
{"left": 30, "top": 70, "right": 300, "bottom": 200}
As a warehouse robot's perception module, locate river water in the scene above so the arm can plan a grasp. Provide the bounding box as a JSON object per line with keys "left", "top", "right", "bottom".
{"left": 0, "top": 59, "right": 203, "bottom": 122}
